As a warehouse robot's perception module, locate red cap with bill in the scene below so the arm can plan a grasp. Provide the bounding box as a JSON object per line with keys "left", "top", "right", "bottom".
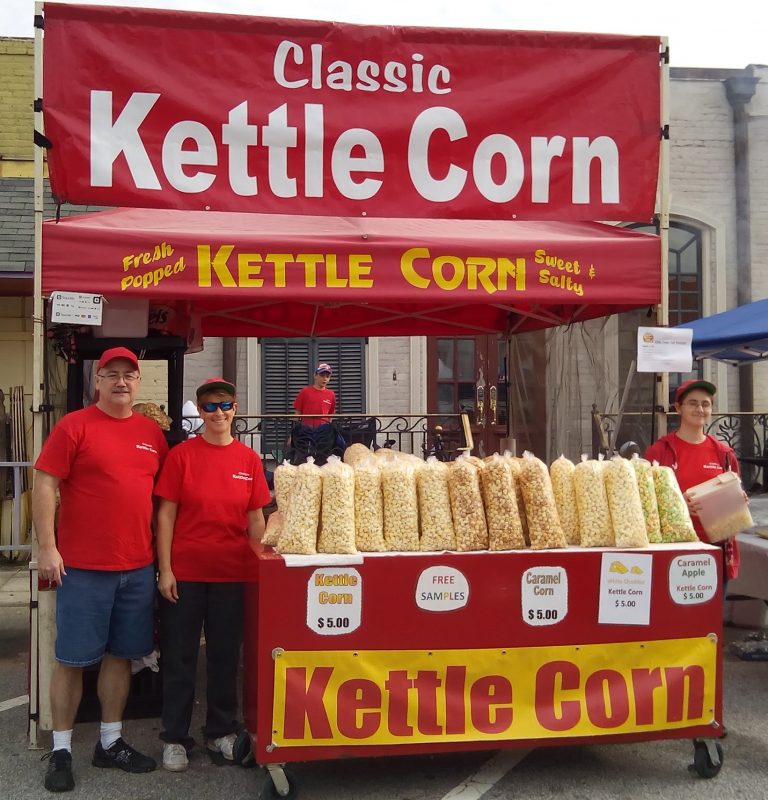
{"left": 97, "top": 347, "right": 140, "bottom": 372}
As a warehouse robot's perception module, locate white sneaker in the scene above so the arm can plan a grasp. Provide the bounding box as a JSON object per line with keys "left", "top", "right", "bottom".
{"left": 207, "top": 733, "right": 237, "bottom": 761}
{"left": 162, "top": 743, "right": 189, "bottom": 772}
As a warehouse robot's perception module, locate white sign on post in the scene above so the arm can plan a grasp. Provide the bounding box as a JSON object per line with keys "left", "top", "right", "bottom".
{"left": 637, "top": 326, "right": 693, "bottom": 373}
{"left": 50, "top": 291, "right": 104, "bottom": 326}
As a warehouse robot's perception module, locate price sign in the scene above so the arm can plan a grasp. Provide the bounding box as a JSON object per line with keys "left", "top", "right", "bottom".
{"left": 306, "top": 567, "right": 362, "bottom": 636}
{"left": 598, "top": 552, "right": 653, "bottom": 626}
{"left": 668, "top": 554, "right": 717, "bottom": 605}
{"left": 521, "top": 566, "right": 567, "bottom": 626}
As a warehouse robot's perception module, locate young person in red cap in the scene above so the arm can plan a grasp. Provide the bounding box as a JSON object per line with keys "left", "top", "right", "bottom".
{"left": 33, "top": 347, "right": 169, "bottom": 792}
{"left": 293, "top": 362, "right": 336, "bottom": 425}
{"left": 288, "top": 363, "right": 341, "bottom": 465}
{"left": 644, "top": 378, "right": 741, "bottom": 584}
{"left": 154, "top": 377, "right": 270, "bottom": 772}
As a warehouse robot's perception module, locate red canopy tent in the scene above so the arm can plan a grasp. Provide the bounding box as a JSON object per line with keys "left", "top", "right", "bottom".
{"left": 42, "top": 209, "right": 660, "bottom": 337}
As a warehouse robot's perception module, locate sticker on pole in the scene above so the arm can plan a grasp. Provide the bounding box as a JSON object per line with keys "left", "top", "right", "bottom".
{"left": 521, "top": 566, "right": 567, "bottom": 626}
{"left": 415, "top": 566, "right": 469, "bottom": 611}
{"left": 668, "top": 554, "right": 718, "bottom": 605}
{"left": 598, "top": 552, "right": 653, "bottom": 626}
{"left": 50, "top": 291, "right": 103, "bottom": 325}
{"left": 307, "top": 567, "right": 362, "bottom": 636}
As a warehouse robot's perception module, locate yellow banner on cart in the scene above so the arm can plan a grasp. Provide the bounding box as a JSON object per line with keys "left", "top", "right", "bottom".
{"left": 271, "top": 637, "right": 717, "bottom": 747}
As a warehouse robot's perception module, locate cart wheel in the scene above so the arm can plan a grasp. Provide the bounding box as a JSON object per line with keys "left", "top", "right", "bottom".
{"left": 260, "top": 767, "right": 298, "bottom": 799}
{"left": 690, "top": 740, "right": 724, "bottom": 779}
{"left": 232, "top": 731, "right": 253, "bottom": 767}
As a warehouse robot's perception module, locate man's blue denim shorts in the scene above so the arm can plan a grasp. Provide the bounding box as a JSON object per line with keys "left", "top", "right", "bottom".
{"left": 55, "top": 564, "right": 155, "bottom": 667}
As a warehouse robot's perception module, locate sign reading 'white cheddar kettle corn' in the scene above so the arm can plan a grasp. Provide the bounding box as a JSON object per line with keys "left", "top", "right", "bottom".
{"left": 598, "top": 552, "right": 653, "bottom": 625}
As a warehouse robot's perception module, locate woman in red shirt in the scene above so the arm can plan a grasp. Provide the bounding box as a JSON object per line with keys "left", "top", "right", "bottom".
{"left": 155, "top": 378, "right": 271, "bottom": 772}
{"left": 644, "top": 379, "right": 741, "bottom": 583}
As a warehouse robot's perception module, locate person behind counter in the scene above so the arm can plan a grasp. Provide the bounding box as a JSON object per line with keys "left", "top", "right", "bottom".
{"left": 644, "top": 378, "right": 741, "bottom": 585}
{"left": 289, "top": 362, "right": 341, "bottom": 465}
{"left": 293, "top": 362, "right": 336, "bottom": 425}
{"left": 33, "top": 346, "right": 168, "bottom": 793}
{"left": 154, "top": 377, "right": 271, "bottom": 772}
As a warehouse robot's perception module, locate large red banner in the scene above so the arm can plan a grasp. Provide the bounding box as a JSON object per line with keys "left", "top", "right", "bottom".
{"left": 42, "top": 4, "right": 661, "bottom": 222}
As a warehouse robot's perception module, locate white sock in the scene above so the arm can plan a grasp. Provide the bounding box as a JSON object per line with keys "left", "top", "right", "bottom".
{"left": 52, "top": 730, "right": 73, "bottom": 753}
{"left": 100, "top": 721, "right": 122, "bottom": 750}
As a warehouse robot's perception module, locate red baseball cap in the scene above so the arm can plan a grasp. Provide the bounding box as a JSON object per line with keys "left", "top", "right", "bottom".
{"left": 97, "top": 347, "right": 140, "bottom": 372}
{"left": 315, "top": 363, "right": 332, "bottom": 375}
{"left": 675, "top": 378, "right": 716, "bottom": 404}
{"left": 196, "top": 377, "right": 237, "bottom": 398}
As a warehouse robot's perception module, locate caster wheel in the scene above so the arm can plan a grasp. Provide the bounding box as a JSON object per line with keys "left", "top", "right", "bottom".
{"left": 260, "top": 767, "right": 298, "bottom": 799}
{"left": 690, "top": 740, "right": 723, "bottom": 778}
{"left": 232, "top": 731, "right": 253, "bottom": 767}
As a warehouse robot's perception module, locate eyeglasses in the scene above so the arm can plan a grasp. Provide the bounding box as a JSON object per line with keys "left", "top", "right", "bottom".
{"left": 97, "top": 372, "right": 140, "bottom": 383}
{"left": 200, "top": 400, "right": 235, "bottom": 413}
{"left": 682, "top": 400, "right": 712, "bottom": 410}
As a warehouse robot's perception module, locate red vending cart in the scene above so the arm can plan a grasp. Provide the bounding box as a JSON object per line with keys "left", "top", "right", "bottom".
{"left": 243, "top": 542, "right": 725, "bottom": 797}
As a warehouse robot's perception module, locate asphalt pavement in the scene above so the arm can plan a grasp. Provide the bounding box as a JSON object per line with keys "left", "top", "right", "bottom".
{"left": 2, "top": 500, "right": 768, "bottom": 799}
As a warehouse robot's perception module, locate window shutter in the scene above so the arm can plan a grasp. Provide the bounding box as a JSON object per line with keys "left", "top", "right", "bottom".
{"left": 317, "top": 339, "right": 365, "bottom": 413}
{"left": 261, "top": 339, "right": 311, "bottom": 414}
{"left": 261, "top": 337, "right": 366, "bottom": 416}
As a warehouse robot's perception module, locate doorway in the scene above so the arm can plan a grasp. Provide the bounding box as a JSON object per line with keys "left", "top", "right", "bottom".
{"left": 427, "top": 336, "right": 509, "bottom": 457}
{"left": 427, "top": 333, "right": 547, "bottom": 458}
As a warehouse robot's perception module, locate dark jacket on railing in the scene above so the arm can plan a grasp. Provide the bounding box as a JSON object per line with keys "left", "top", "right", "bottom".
{"left": 645, "top": 432, "right": 740, "bottom": 580}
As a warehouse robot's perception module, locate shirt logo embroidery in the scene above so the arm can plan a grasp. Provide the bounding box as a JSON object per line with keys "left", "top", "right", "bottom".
{"left": 232, "top": 472, "right": 253, "bottom": 482}
{"left": 136, "top": 442, "right": 159, "bottom": 454}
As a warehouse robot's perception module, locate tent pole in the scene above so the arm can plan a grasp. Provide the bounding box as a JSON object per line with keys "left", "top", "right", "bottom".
{"left": 655, "top": 37, "right": 670, "bottom": 439}
{"left": 32, "top": 0, "right": 55, "bottom": 745}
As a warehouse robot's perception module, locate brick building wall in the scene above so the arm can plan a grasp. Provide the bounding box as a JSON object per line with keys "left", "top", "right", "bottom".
{"left": 0, "top": 38, "right": 33, "bottom": 168}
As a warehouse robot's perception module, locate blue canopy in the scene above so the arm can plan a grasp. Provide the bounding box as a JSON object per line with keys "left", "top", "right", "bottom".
{"left": 677, "top": 299, "right": 768, "bottom": 364}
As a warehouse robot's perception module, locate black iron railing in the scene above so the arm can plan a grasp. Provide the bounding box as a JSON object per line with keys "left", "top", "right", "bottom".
{"left": 591, "top": 408, "right": 768, "bottom": 491}
{"left": 183, "top": 413, "right": 473, "bottom": 468}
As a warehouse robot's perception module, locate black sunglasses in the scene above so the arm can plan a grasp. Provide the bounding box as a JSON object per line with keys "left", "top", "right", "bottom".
{"left": 200, "top": 400, "right": 234, "bottom": 412}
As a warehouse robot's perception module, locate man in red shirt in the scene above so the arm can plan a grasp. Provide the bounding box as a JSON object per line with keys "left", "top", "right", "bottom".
{"left": 293, "top": 362, "right": 336, "bottom": 426}
{"left": 33, "top": 347, "right": 168, "bottom": 792}
{"left": 644, "top": 378, "right": 741, "bottom": 583}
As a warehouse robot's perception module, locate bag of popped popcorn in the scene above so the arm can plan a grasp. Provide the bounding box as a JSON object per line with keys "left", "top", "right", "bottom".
{"left": 261, "top": 509, "right": 283, "bottom": 548}
{"left": 604, "top": 456, "right": 650, "bottom": 548}
{"left": 417, "top": 457, "right": 456, "bottom": 551}
{"left": 630, "top": 455, "right": 662, "bottom": 543}
{"left": 262, "top": 461, "right": 296, "bottom": 547}
{"left": 480, "top": 453, "right": 526, "bottom": 550}
{"left": 652, "top": 463, "right": 698, "bottom": 543}
{"left": 518, "top": 452, "right": 566, "bottom": 549}
{"left": 381, "top": 459, "right": 420, "bottom": 551}
{"left": 506, "top": 455, "right": 531, "bottom": 546}
{"left": 318, "top": 456, "right": 357, "bottom": 554}
{"left": 353, "top": 457, "right": 387, "bottom": 552}
{"left": 278, "top": 458, "right": 322, "bottom": 555}
{"left": 573, "top": 455, "right": 614, "bottom": 547}
{"left": 344, "top": 442, "right": 373, "bottom": 467}
{"left": 273, "top": 460, "right": 298, "bottom": 510}
{"left": 549, "top": 455, "right": 580, "bottom": 546}
{"left": 448, "top": 455, "right": 489, "bottom": 551}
